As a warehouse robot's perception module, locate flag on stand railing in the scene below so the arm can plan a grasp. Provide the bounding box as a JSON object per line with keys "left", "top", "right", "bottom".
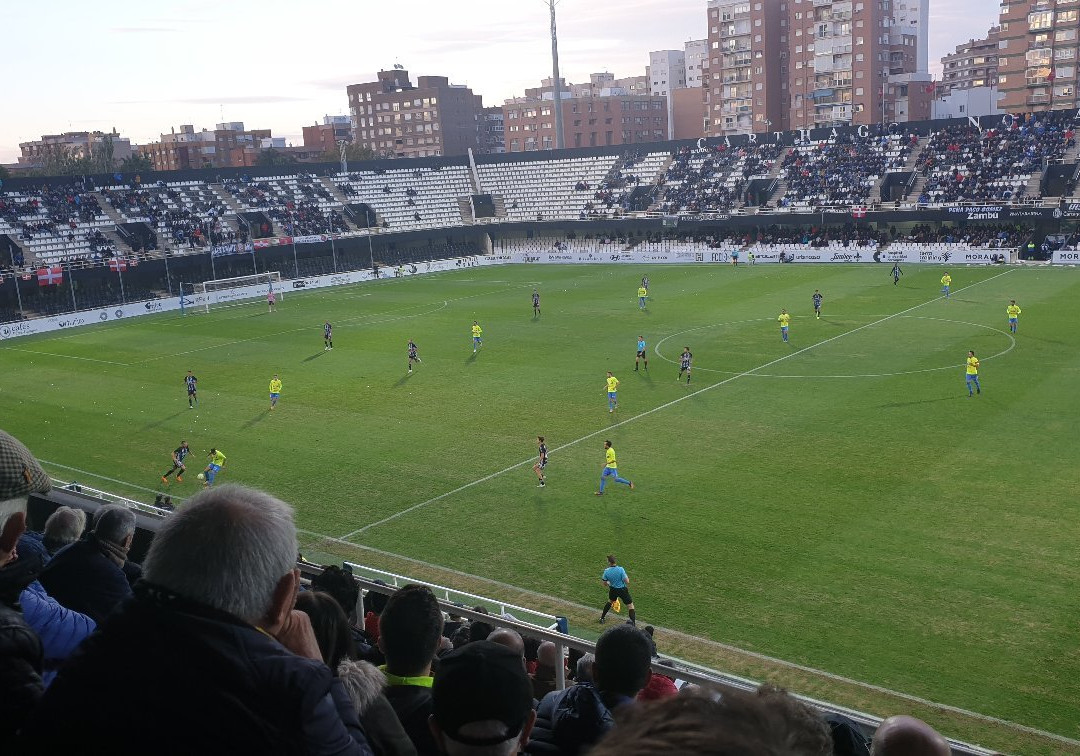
{"left": 36, "top": 266, "right": 63, "bottom": 286}
{"left": 851, "top": 206, "right": 868, "bottom": 219}
{"left": 108, "top": 258, "right": 128, "bottom": 272}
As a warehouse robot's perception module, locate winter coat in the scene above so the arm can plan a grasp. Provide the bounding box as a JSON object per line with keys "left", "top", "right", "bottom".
{"left": 0, "top": 553, "right": 44, "bottom": 737}
{"left": 338, "top": 659, "right": 418, "bottom": 756}
{"left": 38, "top": 535, "right": 132, "bottom": 624}
{"left": 19, "top": 580, "right": 95, "bottom": 686}
{"left": 20, "top": 582, "right": 374, "bottom": 755}
{"left": 526, "top": 683, "right": 620, "bottom": 756}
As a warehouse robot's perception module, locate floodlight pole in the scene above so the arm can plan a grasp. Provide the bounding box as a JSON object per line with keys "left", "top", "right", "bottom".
{"left": 548, "top": 0, "right": 565, "bottom": 150}
{"left": 8, "top": 242, "right": 24, "bottom": 319}
{"left": 339, "top": 140, "right": 348, "bottom": 174}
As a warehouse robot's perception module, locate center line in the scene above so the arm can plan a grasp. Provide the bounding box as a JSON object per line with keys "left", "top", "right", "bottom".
{"left": 339, "top": 269, "right": 1015, "bottom": 539}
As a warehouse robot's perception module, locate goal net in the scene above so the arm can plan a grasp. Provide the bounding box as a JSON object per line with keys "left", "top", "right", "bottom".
{"left": 195, "top": 272, "right": 283, "bottom": 313}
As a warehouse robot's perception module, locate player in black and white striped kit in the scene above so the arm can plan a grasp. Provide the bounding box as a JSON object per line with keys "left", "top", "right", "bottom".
{"left": 323, "top": 321, "right": 333, "bottom": 351}
{"left": 533, "top": 436, "right": 548, "bottom": 487}
{"left": 407, "top": 339, "right": 421, "bottom": 373}
{"left": 678, "top": 347, "right": 693, "bottom": 384}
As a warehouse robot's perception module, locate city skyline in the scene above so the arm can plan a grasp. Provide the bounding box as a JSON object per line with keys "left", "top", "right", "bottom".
{"left": 3, "top": 0, "right": 996, "bottom": 164}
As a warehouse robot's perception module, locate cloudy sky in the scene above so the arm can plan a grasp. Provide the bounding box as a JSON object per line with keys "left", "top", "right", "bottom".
{"left": 2, "top": 0, "right": 996, "bottom": 163}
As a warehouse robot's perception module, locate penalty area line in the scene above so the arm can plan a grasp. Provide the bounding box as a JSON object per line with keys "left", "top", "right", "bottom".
{"left": 338, "top": 269, "right": 1016, "bottom": 540}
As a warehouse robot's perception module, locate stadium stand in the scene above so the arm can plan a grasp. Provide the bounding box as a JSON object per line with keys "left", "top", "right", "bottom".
{"left": 476, "top": 154, "right": 619, "bottom": 222}
{"left": 0, "top": 186, "right": 116, "bottom": 264}
{"left": 656, "top": 143, "right": 784, "bottom": 214}
{"left": 913, "top": 113, "right": 1075, "bottom": 204}
{"left": 779, "top": 133, "right": 914, "bottom": 208}
{"left": 331, "top": 164, "right": 473, "bottom": 230}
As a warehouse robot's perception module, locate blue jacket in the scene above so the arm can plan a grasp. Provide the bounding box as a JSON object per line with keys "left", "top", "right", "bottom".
{"left": 38, "top": 535, "right": 133, "bottom": 625}
{"left": 19, "top": 581, "right": 95, "bottom": 686}
{"left": 526, "top": 683, "right": 620, "bottom": 756}
{"left": 21, "top": 583, "right": 373, "bottom": 755}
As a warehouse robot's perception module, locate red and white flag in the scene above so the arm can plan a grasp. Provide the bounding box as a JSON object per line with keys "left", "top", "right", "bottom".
{"left": 851, "top": 206, "right": 868, "bottom": 219}
{"left": 108, "top": 258, "right": 128, "bottom": 272}
{"left": 36, "top": 266, "right": 63, "bottom": 286}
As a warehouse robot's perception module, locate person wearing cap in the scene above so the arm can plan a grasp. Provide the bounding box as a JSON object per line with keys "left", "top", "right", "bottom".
{"left": 0, "top": 429, "right": 52, "bottom": 736}
{"left": 430, "top": 640, "right": 537, "bottom": 756}
{"left": 527, "top": 624, "right": 653, "bottom": 756}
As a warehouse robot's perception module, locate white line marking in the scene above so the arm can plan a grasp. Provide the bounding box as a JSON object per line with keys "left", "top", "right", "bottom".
{"left": 297, "top": 529, "right": 1079, "bottom": 747}
{"left": 654, "top": 316, "right": 1016, "bottom": 379}
{"left": 39, "top": 460, "right": 182, "bottom": 498}
{"left": 0, "top": 346, "right": 131, "bottom": 366}
{"left": 339, "top": 270, "right": 1016, "bottom": 539}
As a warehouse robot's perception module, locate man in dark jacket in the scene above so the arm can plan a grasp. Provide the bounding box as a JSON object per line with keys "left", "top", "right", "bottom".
{"left": 527, "top": 624, "right": 652, "bottom": 756}
{"left": 39, "top": 504, "right": 136, "bottom": 624}
{"left": 22, "top": 485, "right": 374, "bottom": 754}
{"left": 0, "top": 429, "right": 53, "bottom": 737}
{"left": 378, "top": 584, "right": 444, "bottom": 755}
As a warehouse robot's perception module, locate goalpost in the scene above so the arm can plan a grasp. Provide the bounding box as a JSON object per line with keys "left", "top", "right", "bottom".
{"left": 194, "top": 272, "right": 283, "bottom": 314}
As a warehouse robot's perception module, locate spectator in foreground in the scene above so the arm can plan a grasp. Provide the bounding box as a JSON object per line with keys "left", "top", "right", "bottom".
{"left": 38, "top": 504, "right": 136, "bottom": 624}
{"left": 0, "top": 429, "right": 52, "bottom": 736}
{"left": 22, "top": 485, "right": 373, "bottom": 754}
{"left": 430, "top": 641, "right": 537, "bottom": 756}
{"left": 588, "top": 686, "right": 833, "bottom": 755}
{"left": 379, "top": 584, "right": 445, "bottom": 755}
{"left": 527, "top": 624, "right": 653, "bottom": 755}
{"left": 870, "top": 715, "right": 950, "bottom": 756}
{"left": 297, "top": 590, "right": 417, "bottom": 756}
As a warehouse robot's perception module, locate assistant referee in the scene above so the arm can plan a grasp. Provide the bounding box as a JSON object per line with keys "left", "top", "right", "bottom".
{"left": 599, "top": 554, "right": 636, "bottom": 626}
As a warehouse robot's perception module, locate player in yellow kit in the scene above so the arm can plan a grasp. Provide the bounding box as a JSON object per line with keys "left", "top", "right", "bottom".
{"left": 269, "top": 374, "right": 282, "bottom": 410}
{"left": 471, "top": 321, "right": 483, "bottom": 353}
{"left": 1007, "top": 300, "right": 1021, "bottom": 333}
{"left": 941, "top": 272, "right": 952, "bottom": 300}
{"left": 778, "top": 309, "right": 791, "bottom": 343}
{"left": 965, "top": 351, "right": 980, "bottom": 397}
{"left": 202, "top": 448, "right": 227, "bottom": 487}
{"left": 637, "top": 285, "right": 648, "bottom": 310}
{"left": 605, "top": 371, "right": 620, "bottom": 413}
{"left": 595, "top": 440, "right": 633, "bottom": 496}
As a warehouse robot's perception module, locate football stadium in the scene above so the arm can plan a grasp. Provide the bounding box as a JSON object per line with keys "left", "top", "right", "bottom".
{"left": 3, "top": 3, "right": 1080, "bottom": 750}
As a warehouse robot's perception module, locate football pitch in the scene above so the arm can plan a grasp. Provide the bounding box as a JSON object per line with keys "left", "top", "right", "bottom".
{"left": 3, "top": 263, "right": 1079, "bottom": 747}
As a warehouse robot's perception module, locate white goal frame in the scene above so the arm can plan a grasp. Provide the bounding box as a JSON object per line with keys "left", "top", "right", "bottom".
{"left": 196, "top": 272, "right": 283, "bottom": 313}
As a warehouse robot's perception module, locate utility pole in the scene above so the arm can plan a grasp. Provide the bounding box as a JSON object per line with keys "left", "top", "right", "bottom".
{"left": 548, "top": 0, "right": 565, "bottom": 150}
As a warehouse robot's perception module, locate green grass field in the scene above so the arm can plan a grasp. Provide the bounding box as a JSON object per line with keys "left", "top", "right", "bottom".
{"left": 3, "top": 263, "right": 1079, "bottom": 747}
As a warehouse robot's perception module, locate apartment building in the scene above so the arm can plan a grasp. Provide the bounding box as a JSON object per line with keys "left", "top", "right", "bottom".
{"left": 997, "top": 0, "right": 1080, "bottom": 112}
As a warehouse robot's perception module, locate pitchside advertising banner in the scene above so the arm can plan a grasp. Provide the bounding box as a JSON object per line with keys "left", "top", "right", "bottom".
{"left": 481, "top": 247, "right": 1007, "bottom": 265}
{"left": 1052, "top": 249, "right": 1080, "bottom": 264}
{"left": 0, "top": 257, "right": 481, "bottom": 340}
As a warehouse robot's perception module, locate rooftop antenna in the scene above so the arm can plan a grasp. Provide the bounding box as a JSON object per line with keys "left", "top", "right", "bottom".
{"left": 544, "top": 0, "right": 565, "bottom": 150}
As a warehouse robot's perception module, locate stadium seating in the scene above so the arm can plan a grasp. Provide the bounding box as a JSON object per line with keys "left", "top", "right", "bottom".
{"left": 0, "top": 186, "right": 116, "bottom": 264}
{"left": 476, "top": 155, "right": 619, "bottom": 222}
{"left": 587, "top": 151, "right": 671, "bottom": 217}
{"left": 331, "top": 165, "right": 473, "bottom": 230}
{"left": 914, "top": 114, "right": 1074, "bottom": 204}
{"left": 779, "top": 133, "right": 913, "bottom": 208}
{"left": 657, "top": 143, "right": 783, "bottom": 214}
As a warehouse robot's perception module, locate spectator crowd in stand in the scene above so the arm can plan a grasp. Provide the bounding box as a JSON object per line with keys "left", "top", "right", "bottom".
{"left": 781, "top": 133, "right": 913, "bottom": 207}
{"left": 916, "top": 111, "right": 1075, "bottom": 203}
{"left": 656, "top": 143, "right": 784, "bottom": 215}
{"left": 0, "top": 426, "right": 967, "bottom": 755}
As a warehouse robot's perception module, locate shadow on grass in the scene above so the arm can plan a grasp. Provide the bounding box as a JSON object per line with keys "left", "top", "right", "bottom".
{"left": 465, "top": 351, "right": 479, "bottom": 365}
{"left": 393, "top": 373, "right": 413, "bottom": 388}
{"left": 302, "top": 351, "right": 327, "bottom": 363}
{"left": 242, "top": 410, "right": 271, "bottom": 429}
{"left": 878, "top": 396, "right": 958, "bottom": 409}
{"left": 139, "top": 410, "right": 186, "bottom": 433}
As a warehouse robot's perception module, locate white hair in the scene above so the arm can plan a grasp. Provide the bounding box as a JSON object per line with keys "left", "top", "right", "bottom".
{"left": 43, "top": 505, "right": 86, "bottom": 547}
{"left": 443, "top": 721, "right": 519, "bottom": 756}
{"left": 143, "top": 485, "right": 297, "bottom": 625}
{"left": 93, "top": 504, "right": 136, "bottom": 545}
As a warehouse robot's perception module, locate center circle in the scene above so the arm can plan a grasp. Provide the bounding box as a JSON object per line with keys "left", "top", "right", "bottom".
{"left": 653, "top": 316, "right": 1015, "bottom": 379}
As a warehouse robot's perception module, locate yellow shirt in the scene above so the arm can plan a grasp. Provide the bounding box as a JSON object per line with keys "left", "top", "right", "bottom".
{"left": 472, "top": 325, "right": 483, "bottom": 338}
{"left": 605, "top": 447, "right": 617, "bottom": 468}
{"left": 778, "top": 313, "right": 791, "bottom": 328}
{"left": 941, "top": 275, "right": 952, "bottom": 287}
{"left": 1007, "top": 304, "right": 1021, "bottom": 319}
{"left": 210, "top": 450, "right": 226, "bottom": 467}
{"left": 606, "top": 376, "right": 619, "bottom": 393}
{"left": 269, "top": 379, "right": 282, "bottom": 393}
{"left": 637, "top": 287, "right": 648, "bottom": 298}
{"left": 966, "top": 356, "right": 979, "bottom": 375}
